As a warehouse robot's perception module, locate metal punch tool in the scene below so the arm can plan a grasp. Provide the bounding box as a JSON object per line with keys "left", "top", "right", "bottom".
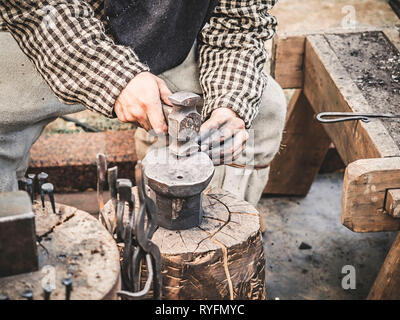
{"left": 316, "top": 112, "right": 400, "bottom": 124}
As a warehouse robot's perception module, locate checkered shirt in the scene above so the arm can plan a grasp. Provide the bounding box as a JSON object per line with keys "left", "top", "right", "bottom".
{"left": 0, "top": 0, "right": 277, "bottom": 128}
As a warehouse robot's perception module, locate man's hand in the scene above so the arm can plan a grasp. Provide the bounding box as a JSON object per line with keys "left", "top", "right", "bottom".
{"left": 114, "top": 72, "right": 172, "bottom": 134}
{"left": 199, "top": 108, "right": 249, "bottom": 165}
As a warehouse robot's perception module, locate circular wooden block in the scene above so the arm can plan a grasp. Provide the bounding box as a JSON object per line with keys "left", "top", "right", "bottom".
{"left": 103, "top": 187, "right": 266, "bottom": 300}
{"left": 0, "top": 201, "right": 120, "bottom": 300}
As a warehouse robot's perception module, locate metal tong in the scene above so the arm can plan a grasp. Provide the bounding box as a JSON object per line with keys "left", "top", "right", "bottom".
{"left": 316, "top": 112, "right": 400, "bottom": 124}
{"left": 117, "top": 162, "right": 162, "bottom": 300}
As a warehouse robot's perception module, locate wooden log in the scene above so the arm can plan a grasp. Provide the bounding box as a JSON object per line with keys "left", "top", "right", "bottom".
{"left": 368, "top": 232, "right": 400, "bottom": 300}
{"left": 103, "top": 187, "right": 266, "bottom": 300}
{"left": 0, "top": 201, "right": 121, "bottom": 300}
{"left": 385, "top": 189, "right": 400, "bottom": 218}
{"left": 342, "top": 158, "right": 400, "bottom": 232}
{"left": 264, "top": 90, "right": 331, "bottom": 196}
{"left": 303, "top": 33, "right": 400, "bottom": 165}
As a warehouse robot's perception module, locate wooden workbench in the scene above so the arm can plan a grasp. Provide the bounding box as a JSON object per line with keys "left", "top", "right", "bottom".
{"left": 265, "top": 26, "right": 400, "bottom": 299}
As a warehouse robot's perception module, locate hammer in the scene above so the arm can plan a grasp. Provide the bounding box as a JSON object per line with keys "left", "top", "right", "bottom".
{"left": 161, "top": 92, "right": 202, "bottom": 157}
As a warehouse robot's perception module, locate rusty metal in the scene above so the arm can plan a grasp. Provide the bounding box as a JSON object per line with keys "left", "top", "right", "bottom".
{"left": 62, "top": 277, "right": 73, "bottom": 300}
{"left": 143, "top": 149, "right": 213, "bottom": 230}
{"left": 107, "top": 166, "right": 118, "bottom": 233}
{"left": 116, "top": 162, "right": 162, "bottom": 300}
{"left": 41, "top": 183, "right": 57, "bottom": 214}
{"left": 144, "top": 91, "right": 214, "bottom": 230}
{"left": 0, "top": 191, "right": 38, "bottom": 277}
{"left": 38, "top": 172, "right": 49, "bottom": 208}
{"left": 96, "top": 153, "right": 112, "bottom": 233}
{"left": 116, "top": 179, "right": 133, "bottom": 243}
{"left": 316, "top": 112, "right": 400, "bottom": 124}
{"left": 162, "top": 91, "right": 202, "bottom": 157}
{"left": 19, "top": 177, "right": 35, "bottom": 203}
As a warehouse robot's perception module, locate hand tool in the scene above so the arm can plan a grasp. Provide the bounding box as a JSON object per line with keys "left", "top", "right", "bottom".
{"left": 96, "top": 153, "right": 107, "bottom": 211}
{"left": 161, "top": 91, "right": 202, "bottom": 157}
{"left": 116, "top": 179, "right": 133, "bottom": 243}
{"left": 96, "top": 153, "right": 112, "bottom": 233}
{"left": 18, "top": 177, "right": 27, "bottom": 191}
{"left": 117, "top": 162, "right": 162, "bottom": 300}
{"left": 0, "top": 191, "right": 38, "bottom": 277}
{"left": 38, "top": 172, "right": 48, "bottom": 207}
{"left": 316, "top": 112, "right": 400, "bottom": 124}
{"left": 107, "top": 166, "right": 118, "bottom": 233}
{"left": 27, "top": 173, "right": 36, "bottom": 199}
{"left": 62, "top": 277, "right": 73, "bottom": 300}
{"left": 40, "top": 183, "right": 57, "bottom": 214}
{"left": 144, "top": 91, "right": 214, "bottom": 230}
{"left": 24, "top": 178, "right": 35, "bottom": 203}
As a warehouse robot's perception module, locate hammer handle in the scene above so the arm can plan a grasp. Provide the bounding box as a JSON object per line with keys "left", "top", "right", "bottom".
{"left": 162, "top": 103, "right": 173, "bottom": 125}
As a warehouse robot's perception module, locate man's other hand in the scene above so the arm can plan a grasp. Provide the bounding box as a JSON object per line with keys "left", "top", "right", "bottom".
{"left": 114, "top": 72, "right": 172, "bottom": 134}
{"left": 199, "top": 108, "right": 249, "bottom": 165}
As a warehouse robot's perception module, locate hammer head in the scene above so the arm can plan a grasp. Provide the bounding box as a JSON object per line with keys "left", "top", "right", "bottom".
{"left": 169, "top": 91, "right": 201, "bottom": 108}
{"left": 167, "top": 92, "right": 202, "bottom": 144}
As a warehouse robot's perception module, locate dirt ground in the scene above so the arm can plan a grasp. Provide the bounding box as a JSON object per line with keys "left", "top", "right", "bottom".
{"left": 259, "top": 173, "right": 397, "bottom": 300}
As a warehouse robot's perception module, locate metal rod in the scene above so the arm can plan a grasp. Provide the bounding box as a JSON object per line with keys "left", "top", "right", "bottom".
{"left": 60, "top": 115, "right": 100, "bottom": 132}
{"left": 316, "top": 112, "right": 400, "bottom": 124}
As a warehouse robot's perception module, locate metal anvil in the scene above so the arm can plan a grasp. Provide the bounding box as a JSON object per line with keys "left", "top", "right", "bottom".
{"left": 144, "top": 91, "right": 214, "bottom": 230}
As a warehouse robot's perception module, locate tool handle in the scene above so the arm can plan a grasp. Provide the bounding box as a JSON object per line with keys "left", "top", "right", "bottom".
{"left": 162, "top": 103, "right": 172, "bottom": 125}
{"left": 316, "top": 112, "right": 400, "bottom": 124}
{"left": 316, "top": 112, "right": 371, "bottom": 123}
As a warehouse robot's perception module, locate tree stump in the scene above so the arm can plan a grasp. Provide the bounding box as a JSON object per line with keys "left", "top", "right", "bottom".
{"left": 0, "top": 201, "right": 120, "bottom": 300}
{"left": 103, "top": 187, "right": 266, "bottom": 300}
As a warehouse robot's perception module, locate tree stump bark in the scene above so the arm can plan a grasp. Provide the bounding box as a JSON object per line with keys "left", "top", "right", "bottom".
{"left": 0, "top": 201, "right": 120, "bottom": 300}
{"left": 104, "top": 187, "right": 266, "bottom": 300}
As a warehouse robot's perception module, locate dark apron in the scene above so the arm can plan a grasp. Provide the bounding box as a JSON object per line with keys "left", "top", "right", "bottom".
{"left": 104, "top": 0, "right": 217, "bottom": 75}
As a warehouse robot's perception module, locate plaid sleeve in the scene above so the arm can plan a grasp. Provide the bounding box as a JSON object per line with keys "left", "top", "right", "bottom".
{"left": 198, "top": 0, "right": 278, "bottom": 128}
{"left": 0, "top": 0, "right": 149, "bottom": 118}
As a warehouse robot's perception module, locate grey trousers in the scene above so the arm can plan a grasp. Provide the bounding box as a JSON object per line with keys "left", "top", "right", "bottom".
{"left": 0, "top": 32, "right": 286, "bottom": 206}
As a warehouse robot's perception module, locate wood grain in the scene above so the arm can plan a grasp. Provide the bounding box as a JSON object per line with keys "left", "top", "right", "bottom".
{"left": 304, "top": 34, "right": 400, "bottom": 165}
{"left": 271, "top": 34, "right": 305, "bottom": 89}
{"left": 368, "top": 232, "right": 400, "bottom": 300}
{"left": 271, "top": 26, "right": 399, "bottom": 89}
{"left": 342, "top": 158, "right": 400, "bottom": 232}
{"left": 0, "top": 201, "right": 121, "bottom": 300}
{"left": 264, "top": 90, "right": 331, "bottom": 196}
{"left": 103, "top": 187, "right": 266, "bottom": 300}
{"left": 385, "top": 189, "right": 400, "bottom": 218}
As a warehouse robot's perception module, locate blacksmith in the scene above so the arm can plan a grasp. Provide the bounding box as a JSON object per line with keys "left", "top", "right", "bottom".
{"left": 0, "top": 0, "right": 286, "bottom": 206}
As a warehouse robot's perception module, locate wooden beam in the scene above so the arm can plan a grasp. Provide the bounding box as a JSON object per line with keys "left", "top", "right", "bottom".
{"left": 303, "top": 34, "right": 400, "bottom": 165}
{"left": 271, "top": 34, "right": 305, "bottom": 89}
{"left": 368, "top": 232, "right": 400, "bottom": 300}
{"left": 342, "top": 158, "right": 400, "bottom": 232}
{"left": 385, "top": 189, "right": 400, "bottom": 218}
{"left": 271, "top": 26, "right": 400, "bottom": 89}
{"left": 264, "top": 90, "right": 331, "bottom": 196}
